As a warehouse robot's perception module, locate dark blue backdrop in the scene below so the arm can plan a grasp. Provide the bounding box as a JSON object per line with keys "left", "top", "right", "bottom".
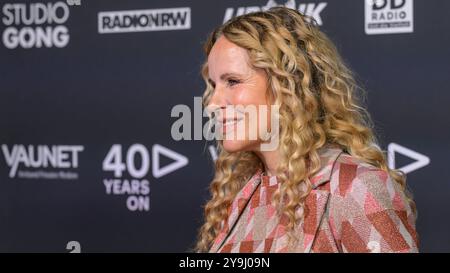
{"left": 1, "top": 0, "right": 449, "bottom": 252}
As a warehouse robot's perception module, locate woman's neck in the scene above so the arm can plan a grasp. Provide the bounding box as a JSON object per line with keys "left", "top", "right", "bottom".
{"left": 254, "top": 149, "right": 281, "bottom": 176}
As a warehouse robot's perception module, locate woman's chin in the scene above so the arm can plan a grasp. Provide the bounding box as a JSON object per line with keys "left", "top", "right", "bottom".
{"left": 222, "top": 140, "right": 258, "bottom": 153}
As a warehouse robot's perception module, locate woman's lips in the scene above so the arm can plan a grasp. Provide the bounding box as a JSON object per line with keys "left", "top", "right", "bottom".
{"left": 217, "top": 118, "right": 244, "bottom": 135}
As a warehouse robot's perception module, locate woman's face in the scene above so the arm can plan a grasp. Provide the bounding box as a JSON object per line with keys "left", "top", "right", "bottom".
{"left": 207, "top": 35, "right": 273, "bottom": 153}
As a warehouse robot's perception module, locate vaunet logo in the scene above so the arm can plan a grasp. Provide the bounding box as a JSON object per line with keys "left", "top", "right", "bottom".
{"left": 223, "top": 0, "right": 328, "bottom": 25}
{"left": 1, "top": 1, "right": 79, "bottom": 49}
{"left": 365, "top": 0, "right": 414, "bottom": 35}
{"left": 1, "top": 144, "right": 84, "bottom": 179}
{"left": 98, "top": 7, "right": 191, "bottom": 34}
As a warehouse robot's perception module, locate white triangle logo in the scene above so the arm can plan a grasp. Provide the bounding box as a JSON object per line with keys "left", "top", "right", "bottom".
{"left": 152, "top": 144, "right": 188, "bottom": 178}
{"left": 388, "top": 143, "right": 430, "bottom": 174}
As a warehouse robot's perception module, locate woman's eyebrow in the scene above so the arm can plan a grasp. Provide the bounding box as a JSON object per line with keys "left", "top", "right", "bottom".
{"left": 209, "top": 72, "right": 244, "bottom": 84}
{"left": 221, "top": 72, "right": 243, "bottom": 79}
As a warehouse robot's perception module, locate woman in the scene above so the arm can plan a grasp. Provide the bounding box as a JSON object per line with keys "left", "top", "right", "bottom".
{"left": 195, "top": 7, "right": 418, "bottom": 253}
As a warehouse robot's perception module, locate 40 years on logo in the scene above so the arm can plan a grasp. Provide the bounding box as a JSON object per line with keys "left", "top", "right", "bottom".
{"left": 102, "top": 144, "right": 188, "bottom": 212}
{"left": 1, "top": 0, "right": 81, "bottom": 49}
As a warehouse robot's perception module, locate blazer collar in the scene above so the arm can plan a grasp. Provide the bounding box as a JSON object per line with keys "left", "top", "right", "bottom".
{"left": 310, "top": 143, "right": 346, "bottom": 189}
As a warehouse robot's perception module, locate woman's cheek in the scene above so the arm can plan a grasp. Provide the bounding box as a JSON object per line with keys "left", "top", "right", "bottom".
{"left": 229, "top": 87, "right": 245, "bottom": 105}
{"left": 233, "top": 87, "right": 258, "bottom": 106}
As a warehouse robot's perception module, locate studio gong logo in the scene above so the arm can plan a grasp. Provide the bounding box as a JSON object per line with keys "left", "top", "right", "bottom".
{"left": 223, "top": 0, "right": 328, "bottom": 25}
{"left": 365, "top": 0, "right": 414, "bottom": 35}
{"left": 1, "top": 1, "right": 79, "bottom": 49}
{"left": 102, "top": 144, "right": 188, "bottom": 212}
{"left": 1, "top": 144, "right": 84, "bottom": 179}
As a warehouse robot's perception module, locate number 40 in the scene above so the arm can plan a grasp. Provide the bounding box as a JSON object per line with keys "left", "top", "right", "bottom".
{"left": 102, "top": 144, "right": 149, "bottom": 178}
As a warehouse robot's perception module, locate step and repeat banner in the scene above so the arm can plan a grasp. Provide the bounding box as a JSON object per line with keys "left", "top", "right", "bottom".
{"left": 0, "top": 0, "right": 449, "bottom": 252}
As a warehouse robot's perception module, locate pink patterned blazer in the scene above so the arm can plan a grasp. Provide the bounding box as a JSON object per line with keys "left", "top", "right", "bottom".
{"left": 209, "top": 144, "right": 419, "bottom": 253}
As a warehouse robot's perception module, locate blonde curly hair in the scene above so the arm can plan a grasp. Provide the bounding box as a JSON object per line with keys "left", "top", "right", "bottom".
{"left": 194, "top": 7, "right": 414, "bottom": 252}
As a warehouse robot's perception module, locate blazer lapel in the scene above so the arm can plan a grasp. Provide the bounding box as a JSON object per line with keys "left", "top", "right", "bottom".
{"left": 297, "top": 189, "right": 330, "bottom": 252}
{"left": 209, "top": 169, "right": 263, "bottom": 253}
{"left": 302, "top": 145, "right": 344, "bottom": 252}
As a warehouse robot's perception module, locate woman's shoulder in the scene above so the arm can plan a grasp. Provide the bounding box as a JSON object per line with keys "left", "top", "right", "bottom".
{"left": 327, "top": 149, "right": 413, "bottom": 219}
{"left": 330, "top": 151, "right": 399, "bottom": 198}
{"left": 313, "top": 144, "right": 395, "bottom": 193}
{"left": 323, "top": 149, "right": 419, "bottom": 252}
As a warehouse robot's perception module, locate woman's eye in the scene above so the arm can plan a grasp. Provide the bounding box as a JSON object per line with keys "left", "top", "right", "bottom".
{"left": 227, "top": 79, "right": 240, "bottom": 87}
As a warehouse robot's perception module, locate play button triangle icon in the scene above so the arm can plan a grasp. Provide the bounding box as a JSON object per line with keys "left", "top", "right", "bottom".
{"left": 152, "top": 144, "right": 188, "bottom": 178}
{"left": 388, "top": 143, "right": 430, "bottom": 174}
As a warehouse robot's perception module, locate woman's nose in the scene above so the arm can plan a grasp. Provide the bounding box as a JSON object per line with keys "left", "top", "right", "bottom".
{"left": 207, "top": 85, "right": 226, "bottom": 110}
{"left": 207, "top": 87, "right": 231, "bottom": 122}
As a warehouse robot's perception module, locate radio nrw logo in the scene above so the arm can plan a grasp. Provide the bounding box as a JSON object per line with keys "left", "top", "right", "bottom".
{"left": 1, "top": 144, "right": 84, "bottom": 179}
{"left": 223, "top": 0, "right": 328, "bottom": 25}
{"left": 365, "top": 0, "right": 414, "bottom": 35}
{"left": 102, "top": 144, "right": 188, "bottom": 212}
{"left": 98, "top": 7, "right": 191, "bottom": 34}
{"left": 1, "top": 1, "right": 80, "bottom": 49}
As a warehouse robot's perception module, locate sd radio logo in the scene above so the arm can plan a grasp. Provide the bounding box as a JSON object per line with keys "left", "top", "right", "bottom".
{"left": 365, "top": 0, "right": 414, "bottom": 35}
